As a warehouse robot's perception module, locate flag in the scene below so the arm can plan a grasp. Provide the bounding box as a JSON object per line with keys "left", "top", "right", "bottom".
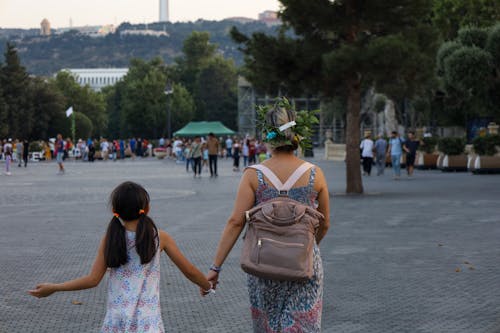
{"left": 66, "top": 106, "right": 74, "bottom": 117}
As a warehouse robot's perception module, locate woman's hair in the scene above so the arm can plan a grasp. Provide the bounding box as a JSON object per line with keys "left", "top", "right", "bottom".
{"left": 265, "top": 106, "right": 299, "bottom": 152}
{"left": 105, "top": 181, "right": 158, "bottom": 268}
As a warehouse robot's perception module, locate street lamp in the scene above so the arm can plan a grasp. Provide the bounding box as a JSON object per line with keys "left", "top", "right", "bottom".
{"left": 165, "top": 82, "right": 174, "bottom": 139}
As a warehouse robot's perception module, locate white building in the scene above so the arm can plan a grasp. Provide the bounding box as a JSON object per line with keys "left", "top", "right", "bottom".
{"left": 159, "top": 0, "right": 169, "bottom": 22}
{"left": 63, "top": 68, "right": 129, "bottom": 91}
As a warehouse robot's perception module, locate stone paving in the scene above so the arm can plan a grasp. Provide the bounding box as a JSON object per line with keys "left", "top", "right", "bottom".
{"left": 1, "top": 154, "right": 500, "bottom": 333}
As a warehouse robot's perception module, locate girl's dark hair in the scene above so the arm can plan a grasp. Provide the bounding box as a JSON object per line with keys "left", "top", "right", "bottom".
{"left": 105, "top": 181, "right": 159, "bottom": 268}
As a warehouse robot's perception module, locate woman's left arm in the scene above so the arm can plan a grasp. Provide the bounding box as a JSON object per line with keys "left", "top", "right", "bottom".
{"left": 314, "top": 167, "right": 331, "bottom": 244}
{"left": 29, "top": 237, "right": 108, "bottom": 298}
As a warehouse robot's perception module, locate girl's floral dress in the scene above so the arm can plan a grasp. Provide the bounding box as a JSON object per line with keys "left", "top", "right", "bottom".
{"left": 247, "top": 167, "right": 324, "bottom": 333}
{"left": 102, "top": 230, "right": 164, "bottom": 333}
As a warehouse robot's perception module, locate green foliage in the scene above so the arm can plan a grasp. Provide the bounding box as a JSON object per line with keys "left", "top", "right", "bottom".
{"left": 458, "top": 27, "right": 489, "bottom": 48}
{"left": 373, "top": 95, "right": 387, "bottom": 113}
{"left": 436, "top": 41, "right": 462, "bottom": 74}
{"left": 432, "top": 0, "right": 500, "bottom": 39}
{"left": 256, "top": 97, "right": 319, "bottom": 151}
{"left": 444, "top": 46, "right": 493, "bottom": 93}
{"left": 74, "top": 112, "right": 93, "bottom": 139}
{"left": 169, "top": 83, "right": 196, "bottom": 132}
{"left": 438, "top": 137, "right": 466, "bottom": 155}
{"left": 472, "top": 135, "right": 500, "bottom": 155}
{"left": 421, "top": 136, "right": 438, "bottom": 153}
{"left": 486, "top": 23, "right": 500, "bottom": 68}
{"left": 29, "top": 141, "right": 42, "bottom": 152}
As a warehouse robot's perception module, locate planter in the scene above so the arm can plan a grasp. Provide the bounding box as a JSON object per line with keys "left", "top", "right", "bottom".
{"left": 472, "top": 156, "right": 500, "bottom": 174}
{"left": 153, "top": 148, "right": 167, "bottom": 159}
{"left": 416, "top": 152, "right": 438, "bottom": 170}
{"left": 440, "top": 154, "right": 468, "bottom": 172}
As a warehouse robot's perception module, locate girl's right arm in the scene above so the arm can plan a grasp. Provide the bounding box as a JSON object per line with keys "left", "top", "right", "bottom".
{"left": 29, "top": 237, "right": 108, "bottom": 298}
{"left": 159, "top": 230, "right": 211, "bottom": 293}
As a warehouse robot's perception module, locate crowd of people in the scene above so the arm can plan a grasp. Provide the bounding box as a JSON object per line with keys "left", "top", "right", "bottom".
{"left": 1, "top": 138, "right": 30, "bottom": 175}
{"left": 360, "top": 130, "right": 424, "bottom": 180}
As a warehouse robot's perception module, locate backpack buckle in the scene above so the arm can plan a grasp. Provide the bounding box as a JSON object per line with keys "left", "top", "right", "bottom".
{"left": 279, "top": 190, "right": 288, "bottom": 196}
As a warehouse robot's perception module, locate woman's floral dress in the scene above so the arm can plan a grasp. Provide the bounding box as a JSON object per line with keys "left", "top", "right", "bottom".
{"left": 102, "top": 230, "right": 164, "bottom": 333}
{"left": 248, "top": 167, "right": 324, "bottom": 333}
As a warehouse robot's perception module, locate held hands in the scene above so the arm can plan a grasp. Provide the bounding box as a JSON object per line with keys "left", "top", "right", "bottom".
{"left": 199, "top": 270, "right": 219, "bottom": 297}
{"left": 28, "top": 283, "right": 57, "bottom": 298}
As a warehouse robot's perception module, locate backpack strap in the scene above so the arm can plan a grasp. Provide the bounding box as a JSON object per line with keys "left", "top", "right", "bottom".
{"left": 248, "top": 162, "right": 314, "bottom": 194}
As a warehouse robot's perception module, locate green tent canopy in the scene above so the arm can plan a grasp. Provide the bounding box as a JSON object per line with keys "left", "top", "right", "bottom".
{"left": 174, "top": 121, "right": 235, "bottom": 137}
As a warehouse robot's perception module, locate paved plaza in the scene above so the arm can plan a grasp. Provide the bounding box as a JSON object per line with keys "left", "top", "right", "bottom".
{"left": 1, "top": 153, "right": 500, "bottom": 333}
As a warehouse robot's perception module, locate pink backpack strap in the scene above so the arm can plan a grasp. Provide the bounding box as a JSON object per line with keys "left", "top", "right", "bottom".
{"left": 248, "top": 162, "right": 314, "bottom": 192}
{"left": 281, "top": 162, "right": 313, "bottom": 191}
{"left": 248, "top": 164, "right": 284, "bottom": 190}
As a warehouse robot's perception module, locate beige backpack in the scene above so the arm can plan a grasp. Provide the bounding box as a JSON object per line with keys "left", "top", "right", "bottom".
{"left": 240, "top": 162, "right": 324, "bottom": 281}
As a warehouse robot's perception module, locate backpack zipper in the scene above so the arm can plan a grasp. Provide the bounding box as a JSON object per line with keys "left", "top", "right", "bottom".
{"left": 257, "top": 238, "right": 304, "bottom": 264}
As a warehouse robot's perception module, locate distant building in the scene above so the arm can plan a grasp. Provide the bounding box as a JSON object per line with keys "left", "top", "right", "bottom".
{"left": 258, "top": 10, "right": 280, "bottom": 26}
{"left": 62, "top": 68, "right": 129, "bottom": 91}
{"left": 224, "top": 17, "right": 256, "bottom": 24}
{"left": 56, "top": 25, "right": 116, "bottom": 37}
{"left": 120, "top": 29, "right": 169, "bottom": 37}
{"left": 159, "top": 0, "right": 169, "bottom": 22}
{"left": 40, "top": 18, "right": 51, "bottom": 36}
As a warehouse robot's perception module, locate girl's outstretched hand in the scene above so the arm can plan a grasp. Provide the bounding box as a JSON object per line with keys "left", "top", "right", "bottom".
{"left": 29, "top": 283, "right": 57, "bottom": 298}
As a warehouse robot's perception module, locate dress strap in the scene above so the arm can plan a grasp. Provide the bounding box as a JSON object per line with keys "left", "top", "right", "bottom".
{"left": 308, "top": 167, "right": 317, "bottom": 189}
{"left": 256, "top": 169, "right": 265, "bottom": 185}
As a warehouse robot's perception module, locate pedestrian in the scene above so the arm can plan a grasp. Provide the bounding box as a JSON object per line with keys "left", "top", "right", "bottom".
{"left": 387, "top": 131, "right": 406, "bottom": 180}
{"left": 248, "top": 139, "right": 257, "bottom": 165}
{"left": 360, "top": 133, "right": 374, "bottom": 176}
{"left": 374, "top": 134, "right": 388, "bottom": 176}
{"left": 225, "top": 136, "right": 233, "bottom": 158}
{"left": 22, "top": 139, "right": 29, "bottom": 167}
{"left": 202, "top": 143, "right": 209, "bottom": 172}
{"left": 4, "top": 144, "right": 12, "bottom": 175}
{"left": 55, "top": 134, "right": 65, "bottom": 174}
{"left": 28, "top": 181, "right": 213, "bottom": 332}
{"left": 129, "top": 138, "right": 136, "bottom": 160}
{"left": 88, "top": 142, "right": 96, "bottom": 162}
{"left": 190, "top": 136, "right": 202, "bottom": 178}
{"left": 15, "top": 139, "right": 23, "bottom": 167}
{"left": 136, "top": 138, "right": 143, "bottom": 157}
{"left": 207, "top": 132, "right": 219, "bottom": 177}
{"left": 205, "top": 105, "right": 330, "bottom": 333}
{"left": 242, "top": 139, "right": 249, "bottom": 167}
{"left": 119, "top": 139, "right": 125, "bottom": 160}
{"left": 232, "top": 139, "right": 241, "bottom": 171}
{"left": 101, "top": 139, "right": 109, "bottom": 161}
{"left": 403, "top": 131, "right": 422, "bottom": 177}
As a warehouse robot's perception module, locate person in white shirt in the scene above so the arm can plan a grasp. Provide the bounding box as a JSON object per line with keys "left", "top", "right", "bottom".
{"left": 360, "top": 134, "right": 374, "bottom": 176}
{"left": 225, "top": 137, "right": 233, "bottom": 158}
{"left": 101, "top": 139, "right": 110, "bottom": 161}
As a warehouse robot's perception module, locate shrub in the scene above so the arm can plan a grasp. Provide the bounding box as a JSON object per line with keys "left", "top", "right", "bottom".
{"left": 458, "top": 27, "right": 489, "bottom": 49}
{"left": 421, "top": 137, "right": 438, "bottom": 154}
{"left": 438, "top": 137, "right": 466, "bottom": 155}
{"left": 472, "top": 135, "right": 500, "bottom": 156}
{"left": 29, "top": 141, "right": 43, "bottom": 152}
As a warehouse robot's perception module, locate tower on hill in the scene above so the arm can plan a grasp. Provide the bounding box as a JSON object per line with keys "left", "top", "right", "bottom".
{"left": 159, "top": 0, "right": 169, "bottom": 22}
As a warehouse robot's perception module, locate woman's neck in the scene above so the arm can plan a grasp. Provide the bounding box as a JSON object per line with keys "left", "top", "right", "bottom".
{"left": 122, "top": 219, "right": 139, "bottom": 232}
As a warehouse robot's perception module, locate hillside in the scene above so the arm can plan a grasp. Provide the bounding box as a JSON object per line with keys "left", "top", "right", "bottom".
{"left": 0, "top": 20, "right": 280, "bottom": 76}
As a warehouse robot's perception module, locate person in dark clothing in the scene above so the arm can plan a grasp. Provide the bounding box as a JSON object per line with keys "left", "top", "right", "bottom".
{"left": 136, "top": 138, "right": 143, "bottom": 157}
{"left": 22, "top": 139, "right": 29, "bottom": 167}
{"left": 403, "top": 131, "right": 421, "bottom": 177}
{"left": 88, "top": 143, "right": 96, "bottom": 162}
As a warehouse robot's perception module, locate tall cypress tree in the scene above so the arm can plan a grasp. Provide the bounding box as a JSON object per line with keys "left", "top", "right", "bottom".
{"left": 0, "top": 42, "right": 31, "bottom": 139}
{"left": 232, "top": 0, "right": 437, "bottom": 193}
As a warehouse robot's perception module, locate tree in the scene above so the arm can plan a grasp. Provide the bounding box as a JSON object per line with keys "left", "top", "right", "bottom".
{"left": 232, "top": 0, "right": 438, "bottom": 193}
{"left": 0, "top": 42, "right": 32, "bottom": 138}
{"left": 0, "top": 84, "right": 8, "bottom": 138}
{"left": 52, "top": 71, "right": 107, "bottom": 136}
{"left": 169, "top": 83, "right": 196, "bottom": 133}
{"left": 194, "top": 57, "right": 238, "bottom": 129}
{"left": 432, "top": 0, "right": 500, "bottom": 39}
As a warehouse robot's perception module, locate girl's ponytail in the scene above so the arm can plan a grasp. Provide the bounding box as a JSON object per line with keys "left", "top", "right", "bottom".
{"left": 135, "top": 214, "right": 159, "bottom": 265}
{"left": 104, "top": 216, "right": 128, "bottom": 268}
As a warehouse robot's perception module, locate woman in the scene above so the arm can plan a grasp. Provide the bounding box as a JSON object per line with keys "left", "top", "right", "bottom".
{"left": 232, "top": 139, "right": 241, "bottom": 171}
{"left": 206, "top": 104, "right": 330, "bottom": 332}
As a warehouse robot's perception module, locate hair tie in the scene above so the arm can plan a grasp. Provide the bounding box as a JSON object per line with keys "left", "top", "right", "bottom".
{"left": 138, "top": 209, "right": 145, "bottom": 215}
{"left": 113, "top": 212, "right": 120, "bottom": 218}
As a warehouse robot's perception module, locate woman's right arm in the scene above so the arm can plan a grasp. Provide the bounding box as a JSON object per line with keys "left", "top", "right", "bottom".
{"left": 206, "top": 170, "right": 256, "bottom": 285}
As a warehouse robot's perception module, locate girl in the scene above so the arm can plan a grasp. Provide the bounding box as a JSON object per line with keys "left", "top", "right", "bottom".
{"left": 4, "top": 145, "right": 12, "bottom": 175}
{"left": 29, "top": 181, "right": 213, "bottom": 332}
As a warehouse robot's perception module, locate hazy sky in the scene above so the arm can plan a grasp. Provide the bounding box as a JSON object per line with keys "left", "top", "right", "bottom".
{"left": 0, "top": 0, "right": 281, "bottom": 29}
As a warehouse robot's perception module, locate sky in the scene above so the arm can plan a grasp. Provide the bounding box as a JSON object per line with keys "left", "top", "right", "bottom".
{"left": 0, "top": 0, "right": 281, "bottom": 29}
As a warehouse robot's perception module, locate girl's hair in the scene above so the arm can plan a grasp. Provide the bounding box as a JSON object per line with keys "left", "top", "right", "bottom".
{"left": 265, "top": 106, "right": 299, "bottom": 152}
{"left": 105, "top": 181, "right": 158, "bottom": 268}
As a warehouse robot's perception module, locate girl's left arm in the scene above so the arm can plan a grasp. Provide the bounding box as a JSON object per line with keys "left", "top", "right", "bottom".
{"left": 29, "top": 237, "right": 108, "bottom": 298}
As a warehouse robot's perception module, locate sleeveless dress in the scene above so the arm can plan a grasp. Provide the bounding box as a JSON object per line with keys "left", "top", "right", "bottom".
{"left": 247, "top": 167, "right": 324, "bottom": 333}
{"left": 101, "top": 230, "right": 164, "bottom": 333}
